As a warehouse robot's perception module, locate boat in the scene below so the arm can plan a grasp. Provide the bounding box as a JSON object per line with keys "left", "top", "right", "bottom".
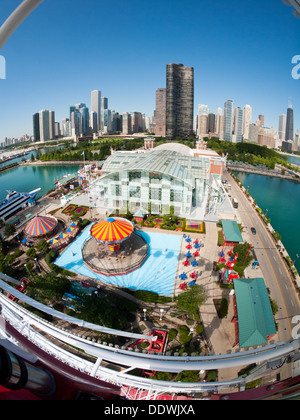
{"left": 0, "top": 188, "right": 41, "bottom": 222}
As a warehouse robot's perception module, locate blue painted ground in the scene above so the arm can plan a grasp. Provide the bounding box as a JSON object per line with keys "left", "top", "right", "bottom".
{"left": 54, "top": 226, "right": 182, "bottom": 296}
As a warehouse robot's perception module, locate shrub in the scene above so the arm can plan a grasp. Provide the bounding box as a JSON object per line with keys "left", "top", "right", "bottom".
{"left": 168, "top": 329, "right": 177, "bottom": 341}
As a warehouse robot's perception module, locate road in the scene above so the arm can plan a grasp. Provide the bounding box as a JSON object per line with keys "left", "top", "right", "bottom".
{"left": 224, "top": 170, "right": 300, "bottom": 342}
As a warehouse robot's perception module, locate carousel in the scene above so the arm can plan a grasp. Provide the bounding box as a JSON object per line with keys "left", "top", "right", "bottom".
{"left": 82, "top": 217, "right": 148, "bottom": 276}
{"left": 90, "top": 217, "right": 134, "bottom": 252}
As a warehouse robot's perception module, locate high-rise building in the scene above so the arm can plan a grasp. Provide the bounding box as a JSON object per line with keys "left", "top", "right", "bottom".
{"left": 223, "top": 100, "right": 233, "bottom": 142}
{"left": 91, "top": 90, "right": 101, "bottom": 131}
{"left": 166, "top": 63, "right": 194, "bottom": 139}
{"left": 80, "top": 106, "right": 89, "bottom": 136}
{"left": 286, "top": 106, "right": 294, "bottom": 140}
{"left": 49, "top": 111, "right": 55, "bottom": 140}
{"left": 39, "top": 110, "right": 51, "bottom": 143}
{"left": 101, "top": 97, "right": 108, "bottom": 131}
{"left": 216, "top": 107, "right": 223, "bottom": 139}
{"left": 122, "top": 112, "right": 132, "bottom": 135}
{"left": 155, "top": 88, "right": 166, "bottom": 137}
{"left": 33, "top": 113, "right": 40, "bottom": 142}
{"left": 242, "top": 105, "right": 252, "bottom": 140}
{"left": 207, "top": 113, "right": 215, "bottom": 133}
{"left": 233, "top": 107, "right": 243, "bottom": 143}
{"left": 278, "top": 114, "right": 287, "bottom": 141}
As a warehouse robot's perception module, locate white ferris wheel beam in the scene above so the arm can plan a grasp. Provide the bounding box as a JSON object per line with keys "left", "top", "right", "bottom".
{"left": 0, "top": 0, "right": 45, "bottom": 50}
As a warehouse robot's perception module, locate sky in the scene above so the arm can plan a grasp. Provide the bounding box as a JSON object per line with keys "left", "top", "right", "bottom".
{"left": 0, "top": 0, "right": 299, "bottom": 140}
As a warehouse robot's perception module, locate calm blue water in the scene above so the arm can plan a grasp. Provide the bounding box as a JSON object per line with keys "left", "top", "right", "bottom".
{"left": 54, "top": 227, "right": 182, "bottom": 296}
{"left": 234, "top": 171, "right": 300, "bottom": 273}
{"left": 0, "top": 164, "right": 80, "bottom": 202}
{"left": 287, "top": 154, "right": 300, "bottom": 167}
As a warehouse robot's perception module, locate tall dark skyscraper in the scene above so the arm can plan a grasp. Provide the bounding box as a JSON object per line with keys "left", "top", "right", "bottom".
{"left": 166, "top": 63, "right": 194, "bottom": 139}
{"left": 285, "top": 106, "right": 294, "bottom": 141}
{"left": 33, "top": 113, "right": 40, "bottom": 142}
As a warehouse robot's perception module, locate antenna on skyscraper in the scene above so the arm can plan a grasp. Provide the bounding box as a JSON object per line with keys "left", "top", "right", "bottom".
{"left": 288, "top": 96, "right": 293, "bottom": 108}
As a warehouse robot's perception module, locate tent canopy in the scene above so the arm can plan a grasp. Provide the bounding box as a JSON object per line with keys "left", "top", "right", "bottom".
{"left": 24, "top": 215, "right": 57, "bottom": 237}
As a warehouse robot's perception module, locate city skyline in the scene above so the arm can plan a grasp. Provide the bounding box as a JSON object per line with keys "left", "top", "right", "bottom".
{"left": 0, "top": 0, "right": 299, "bottom": 140}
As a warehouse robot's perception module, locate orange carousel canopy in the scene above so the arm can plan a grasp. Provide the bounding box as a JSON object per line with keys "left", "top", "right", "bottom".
{"left": 90, "top": 217, "right": 134, "bottom": 244}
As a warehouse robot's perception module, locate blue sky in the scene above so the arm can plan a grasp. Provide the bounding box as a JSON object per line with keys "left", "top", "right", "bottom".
{"left": 0, "top": 0, "right": 299, "bottom": 140}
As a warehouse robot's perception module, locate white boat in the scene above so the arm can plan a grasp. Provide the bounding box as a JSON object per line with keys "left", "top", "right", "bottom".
{"left": 0, "top": 188, "right": 41, "bottom": 222}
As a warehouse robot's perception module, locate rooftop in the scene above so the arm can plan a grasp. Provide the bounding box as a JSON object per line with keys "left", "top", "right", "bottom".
{"left": 233, "top": 278, "right": 276, "bottom": 348}
{"left": 221, "top": 220, "right": 243, "bottom": 243}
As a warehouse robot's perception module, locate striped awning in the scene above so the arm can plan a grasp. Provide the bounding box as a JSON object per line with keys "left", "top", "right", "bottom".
{"left": 91, "top": 217, "right": 134, "bottom": 244}
{"left": 24, "top": 215, "right": 57, "bottom": 237}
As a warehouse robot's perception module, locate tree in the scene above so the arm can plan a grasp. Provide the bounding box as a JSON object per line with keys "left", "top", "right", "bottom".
{"left": 175, "top": 285, "right": 206, "bottom": 316}
{"left": 4, "top": 224, "right": 16, "bottom": 237}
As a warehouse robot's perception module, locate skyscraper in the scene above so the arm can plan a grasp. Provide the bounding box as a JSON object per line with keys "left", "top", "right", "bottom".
{"left": 166, "top": 63, "right": 194, "bottom": 139}
{"left": 155, "top": 88, "right": 166, "bottom": 137}
{"left": 33, "top": 113, "right": 40, "bottom": 142}
{"left": 278, "top": 114, "right": 287, "bottom": 141}
{"left": 101, "top": 97, "right": 108, "bottom": 131}
{"left": 91, "top": 90, "right": 101, "bottom": 131}
{"left": 233, "top": 107, "right": 243, "bottom": 143}
{"left": 242, "top": 104, "right": 252, "bottom": 140}
{"left": 286, "top": 106, "right": 294, "bottom": 141}
{"left": 39, "top": 110, "right": 51, "bottom": 143}
{"left": 223, "top": 100, "right": 233, "bottom": 142}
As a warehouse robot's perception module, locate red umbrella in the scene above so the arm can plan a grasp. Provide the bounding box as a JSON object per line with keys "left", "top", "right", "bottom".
{"left": 186, "top": 244, "right": 192, "bottom": 249}
{"left": 193, "top": 250, "right": 199, "bottom": 257}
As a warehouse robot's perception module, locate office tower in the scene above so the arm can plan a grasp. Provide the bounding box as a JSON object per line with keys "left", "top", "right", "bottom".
{"left": 155, "top": 88, "right": 166, "bottom": 137}
{"left": 62, "top": 118, "right": 70, "bottom": 137}
{"left": 216, "top": 107, "right": 223, "bottom": 138}
{"left": 90, "top": 112, "right": 98, "bottom": 134}
{"left": 248, "top": 123, "right": 259, "bottom": 143}
{"left": 71, "top": 110, "right": 81, "bottom": 137}
{"left": 207, "top": 113, "right": 215, "bottom": 133}
{"left": 101, "top": 97, "right": 108, "bottom": 131}
{"left": 233, "top": 107, "right": 243, "bottom": 143}
{"left": 33, "top": 113, "right": 40, "bottom": 142}
{"left": 258, "top": 115, "right": 265, "bottom": 127}
{"left": 39, "top": 110, "right": 51, "bottom": 143}
{"left": 198, "top": 104, "right": 210, "bottom": 116}
{"left": 54, "top": 122, "right": 60, "bottom": 137}
{"left": 223, "top": 100, "right": 233, "bottom": 142}
{"left": 122, "top": 112, "right": 132, "bottom": 135}
{"left": 278, "top": 114, "right": 287, "bottom": 141}
{"left": 198, "top": 114, "right": 208, "bottom": 138}
{"left": 243, "top": 104, "right": 252, "bottom": 140}
{"left": 286, "top": 106, "right": 294, "bottom": 140}
{"left": 80, "top": 106, "right": 89, "bottom": 136}
{"left": 91, "top": 90, "right": 101, "bottom": 131}
{"left": 166, "top": 63, "right": 194, "bottom": 139}
{"left": 49, "top": 111, "right": 55, "bottom": 140}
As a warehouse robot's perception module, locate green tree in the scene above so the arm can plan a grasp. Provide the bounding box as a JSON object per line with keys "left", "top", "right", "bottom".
{"left": 175, "top": 285, "right": 206, "bottom": 317}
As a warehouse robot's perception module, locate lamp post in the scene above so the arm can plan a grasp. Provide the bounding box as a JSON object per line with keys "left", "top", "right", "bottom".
{"left": 293, "top": 254, "right": 299, "bottom": 265}
{"left": 143, "top": 308, "right": 147, "bottom": 321}
{"left": 159, "top": 309, "right": 164, "bottom": 321}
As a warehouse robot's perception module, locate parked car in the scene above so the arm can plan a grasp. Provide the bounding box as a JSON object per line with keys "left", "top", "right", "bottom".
{"left": 251, "top": 227, "right": 257, "bottom": 235}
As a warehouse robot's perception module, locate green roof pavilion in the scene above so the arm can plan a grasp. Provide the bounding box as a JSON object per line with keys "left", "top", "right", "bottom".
{"left": 233, "top": 278, "right": 276, "bottom": 348}
{"left": 221, "top": 220, "right": 243, "bottom": 243}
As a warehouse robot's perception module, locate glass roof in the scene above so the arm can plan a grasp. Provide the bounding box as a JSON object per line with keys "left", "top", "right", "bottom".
{"left": 101, "top": 149, "right": 211, "bottom": 187}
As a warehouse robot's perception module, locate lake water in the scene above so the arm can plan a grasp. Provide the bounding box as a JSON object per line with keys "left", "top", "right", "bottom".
{"left": 234, "top": 171, "right": 300, "bottom": 273}
{"left": 0, "top": 163, "right": 80, "bottom": 201}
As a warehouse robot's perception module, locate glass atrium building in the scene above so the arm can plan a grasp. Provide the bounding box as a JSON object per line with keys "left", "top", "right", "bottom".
{"left": 92, "top": 144, "right": 228, "bottom": 220}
